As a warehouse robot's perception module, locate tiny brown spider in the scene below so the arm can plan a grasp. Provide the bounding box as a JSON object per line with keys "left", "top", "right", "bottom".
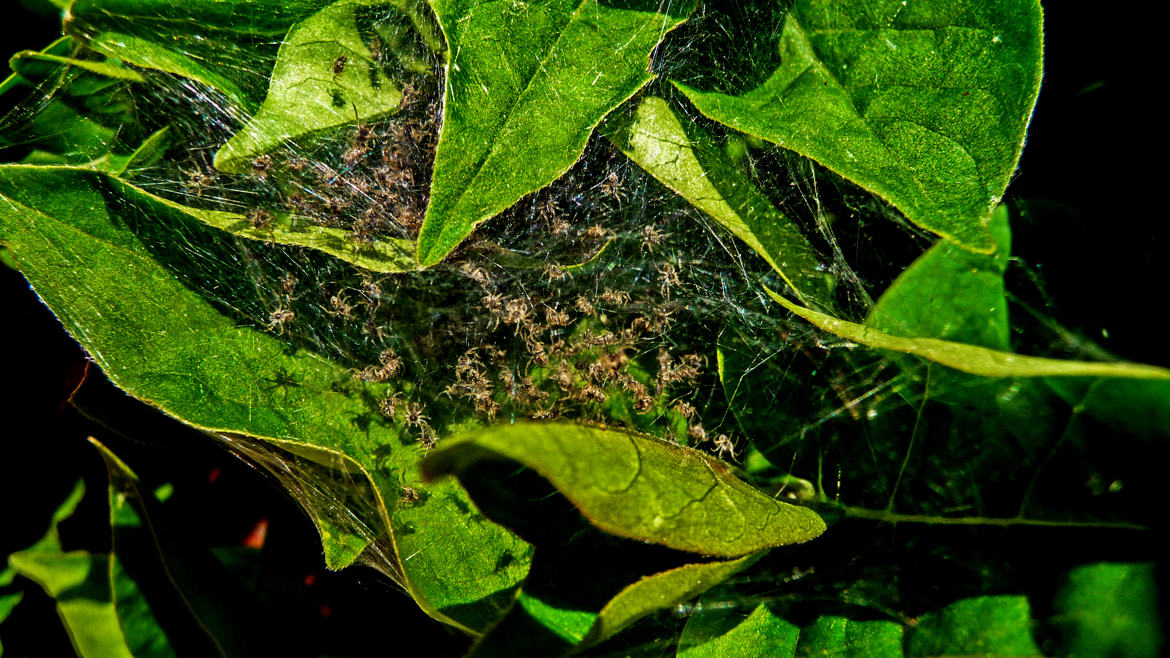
{"left": 657, "top": 262, "right": 681, "bottom": 297}
{"left": 639, "top": 225, "right": 668, "bottom": 253}
{"left": 247, "top": 208, "right": 273, "bottom": 229}
{"left": 251, "top": 155, "right": 275, "bottom": 178}
{"left": 403, "top": 401, "right": 429, "bottom": 429}
{"left": 332, "top": 55, "right": 348, "bottom": 76}
{"left": 267, "top": 308, "right": 295, "bottom": 333}
{"left": 713, "top": 434, "right": 738, "bottom": 461}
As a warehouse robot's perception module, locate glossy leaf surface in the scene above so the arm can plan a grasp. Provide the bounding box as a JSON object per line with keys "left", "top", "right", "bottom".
{"left": 416, "top": 0, "right": 695, "bottom": 265}
{"left": 675, "top": 0, "right": 1043, "bottom": 252}
{"left": 423, "top": 422, "right": 825, "bottom": 556}
{"left": 215, "top": 0, "right": 405, "bottom": 172}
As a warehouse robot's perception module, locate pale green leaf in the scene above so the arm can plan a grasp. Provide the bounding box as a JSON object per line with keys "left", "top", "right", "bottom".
{"left": 604, "top": 95, "right": 830, "bottom": 308}
{"left": 767, "top": 288, "right": 1170, "bottom": 380}
{"left": 6, "top": 552, "right": 134, "bottom": 658}
{"left": 215, "top": 0, "right": 406, "bottom": 172}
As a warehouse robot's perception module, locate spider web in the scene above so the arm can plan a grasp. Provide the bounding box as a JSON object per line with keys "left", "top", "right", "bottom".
{"left": 1, "top": 0, "right": 1156, "bottom": 649}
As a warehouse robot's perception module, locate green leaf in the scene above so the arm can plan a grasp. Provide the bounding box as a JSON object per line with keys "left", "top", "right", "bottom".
{"left": 422, "top": 422, "right": 826, "bottom": 556}
{"left": 868, "top": 205, "right": 1011, "bottom": 350}
{"left": 415, "top": 0, "right": 696, "bottom": 266}
{"left": 67, "top": 0, "right": 341, "bottom": 106}
{"left": 678, "top": 590, "right": 904, "bottom": 658}
{"left": 795, "top": 616, "right": 904, "bottom": 657}
{"left": 6, "top": 552, "right": 134, "bottom": 658}
{"left": 0, "top": 163, "right": 530, "bottom": 633}
{"left": 907, "top": 595, "right": 1042, "bottom": 656}
{"left": 766, "top": 288, "right": 1170, "bottom": 380}
{"left": 582, "top": 554, "right": 760, "bottom": 649}
{"left": 8, "top": 50, "right": 145, "bottom": 83}
{"left": 82, "top": 32, "right": 249, "bottom": 107}
{"left": 675, "top": 0, "right": 1043, "bottom": 252}
{"left": 214, "top": 0, "right": 406, "bottom": 173}
{"left": 1052, "top": 563, "right": 1162, "bottom": 658}
{"left": 603, "top": 95, "right": 830, "bottom": 308}
{"left": 115, "top": 175, "right": 419, "bottom": 273}
{"left": 678, "top": 601, "right": 800, "bottom": 658}
{"left": 93, "top": 437, "right": 245, "bottom": 657}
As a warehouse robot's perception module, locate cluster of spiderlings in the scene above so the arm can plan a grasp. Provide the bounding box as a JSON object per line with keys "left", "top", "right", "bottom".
{"left": 117, "top": 25, "right": 898, "bottom": 469}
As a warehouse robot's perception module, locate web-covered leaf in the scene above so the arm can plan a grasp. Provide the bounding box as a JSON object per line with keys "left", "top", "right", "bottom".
{"left": 673, "top": 0, "right": 1043, "bottom": 253}
{"left": 65, "top": 0, "right": 344, "bottom": 107}
{"left": 214, "top": 0, "right": 413, "bottom": 173}
{"left": 0, "top": 163, "right": 531, "bottom": 632}
{"left": 415, "top": 0, "right": 695, "bottom": 265}
{"left": 603, "top": 94, "right": 831, "bottom": 309}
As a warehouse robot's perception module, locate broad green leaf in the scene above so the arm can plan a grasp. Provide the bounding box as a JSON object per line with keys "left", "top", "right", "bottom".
{"left": 422, "top": 423, "right": 826, "bottom": 556}
{"left": 678, "top": 589, "right": 903, "bottom": 658}
{"left": 675, "top": 0, "right": 1044, "bottom": 252}
{"left": 66, "top": 0, "right": 341, "bottom": 106}
{"left": 766, "top": 288, "right": 1170, "bottom": 380}
{"left": 6, "top": 551, "right": 134, "bottom": 658}
{"left": 795, "top": 615, "right": 903, "bottom": 657}
{"left": 214, "top": 0, "right": 406, "bottom": 173}
{"left": 1052, "top": 563, "right": 1162, "bottom": 658}
{"left": 868, "top": 205, "right": 1011, "bottom": 350}
{"left": 0, "top": 163, "right": 530, "bottom": 632}
{"left": 115, "top": 175, "right": 419, "bottom": 273}
{"left": 582, "top": 554, "right": 760, "bottom": 649}
{"left": 604, "top": 95, "right": 830, "bottom": 308}
{"left": 415, "top": 0, "right": 696, "bottom": 266}
{"left": 906, "top": 595, "right": 1041, "bottom": 656}
{"left": 678, "top": 601, "right": 799, "bottom": 658}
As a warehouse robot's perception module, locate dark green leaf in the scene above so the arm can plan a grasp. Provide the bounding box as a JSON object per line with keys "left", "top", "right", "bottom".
{"left": 604, "top": 95, "right": 830, "bottom": 308}
{"left": 767, "top": 288, "right": 1170, "bottom": 380}
{"left": 582, "top": 554, "right": 760, "bottom": 649}
{"left": 0, "top": 163, "right": 530, "bottom": 632}
{"left": 415, "top": 0, "right": 695, "bottom": 265}
{"left": 214, "top": 0, "right": 407, "bottom": 173}
{"left": 1052, "top": 563, "right": 1162, "bottom": 658}
{"left": 795, "top": 615, "right": 903, "bottom": 657}
{"left": 423, "top": 422, "right": 825, "bottom": 556}
{"left": 678, "top": 601, "right": 799, "bottom": 657}
{"left": 6, "top": 552, "right": 134, "bottom": 658}
{"left": 906, "top": 595, "right": 1041, "bottom": 656}
{"left": 8, "top": 49, "right": 145, "bottom": 83}
{"left": 868, "top": 205, "right": 1011, "bottom": 350}
{"left": 675, "top": 0, "right": 1043, "bottom": 252}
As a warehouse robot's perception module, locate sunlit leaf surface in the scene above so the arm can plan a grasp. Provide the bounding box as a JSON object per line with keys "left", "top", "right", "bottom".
{"left": 416, "top": 0, "right": 695, "bottom": 265}
{"left": 423, "top": 422, "right": 825, "bottom": 556}
{"left": 676, "top": 0, "right": 1043, "bottom": 252}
